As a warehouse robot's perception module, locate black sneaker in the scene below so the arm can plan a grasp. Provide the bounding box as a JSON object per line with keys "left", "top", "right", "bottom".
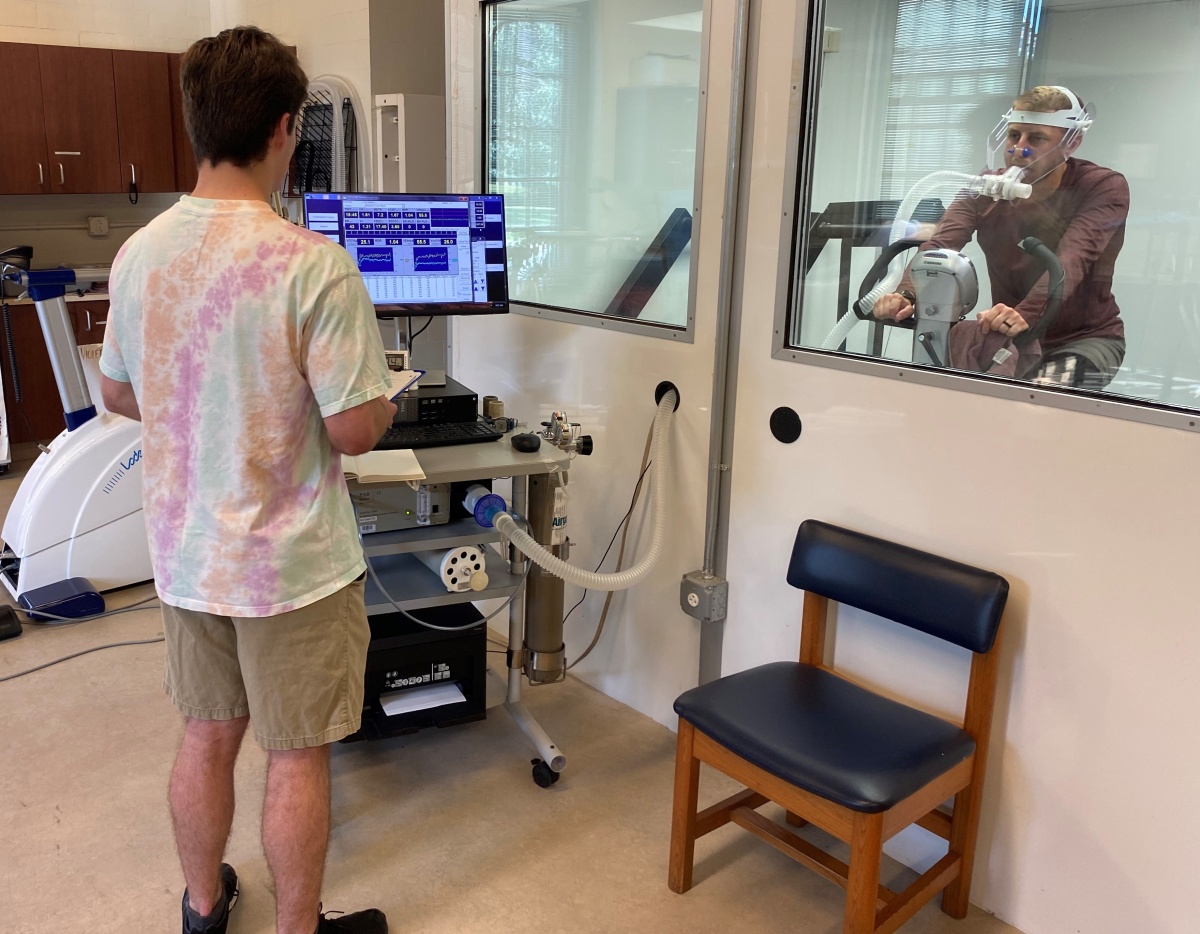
{"left": 316, "top": 907, "right": 389, "bottom": 934}
{"left": 181, "top": 863, "right": 239, "bottom": 934}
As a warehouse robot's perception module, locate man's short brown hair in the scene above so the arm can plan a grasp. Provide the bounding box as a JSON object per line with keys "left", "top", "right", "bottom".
{"left": 181, "top": 26, "right": 308, "bottom": 168}
{"left": 1013, "top": 86, "right": 1077, "bottom": 113}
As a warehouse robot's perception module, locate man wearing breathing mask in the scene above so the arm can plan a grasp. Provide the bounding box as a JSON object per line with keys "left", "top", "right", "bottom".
{"left": 874, "top": 86, "right": 1129, "bottom": 388}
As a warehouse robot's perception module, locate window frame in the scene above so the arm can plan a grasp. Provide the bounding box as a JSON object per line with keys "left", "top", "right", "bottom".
{"left": 480, "top": 0, "right": 711, "bottom": 343}
{"left": 770, "top": 0, "right": 1200, "bottom": 435}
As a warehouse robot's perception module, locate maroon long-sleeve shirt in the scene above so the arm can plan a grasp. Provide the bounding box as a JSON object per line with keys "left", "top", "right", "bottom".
{"left": 921, "top": 158, "right": 1128, "bottom": 349}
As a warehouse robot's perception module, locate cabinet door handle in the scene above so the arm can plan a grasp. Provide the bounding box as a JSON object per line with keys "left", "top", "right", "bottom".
{"left": 58, "top": 163, "right": 65, "bottom": 184}
{"left": 86, "top": 310, "right": 108, "bottom": 331}
{"left": 38, "top": 163, "right": 44, "bottom": 185}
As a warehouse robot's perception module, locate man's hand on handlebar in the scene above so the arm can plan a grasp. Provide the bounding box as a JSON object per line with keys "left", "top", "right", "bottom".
{"left": 873, "top": 292, "right": 914, "bottom": 322}
{"left": 978, "top": 304, "right": 1029, "bottom": 337}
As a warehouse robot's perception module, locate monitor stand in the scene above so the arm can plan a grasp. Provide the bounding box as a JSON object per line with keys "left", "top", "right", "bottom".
{"left": 378, "top": 316, "right": 450, "bottom": 388}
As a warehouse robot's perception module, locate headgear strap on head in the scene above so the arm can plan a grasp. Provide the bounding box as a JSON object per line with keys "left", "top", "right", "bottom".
{"left": 1005, "top": 86, "right": 1093, "bottom": 135}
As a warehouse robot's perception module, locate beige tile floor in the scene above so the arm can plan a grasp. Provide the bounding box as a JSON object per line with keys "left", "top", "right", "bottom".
{"left": 0, "top": 444, "right": 1023, "bottom": 934}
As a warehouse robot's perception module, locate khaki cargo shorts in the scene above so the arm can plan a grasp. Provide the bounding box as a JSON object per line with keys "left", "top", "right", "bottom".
{"left": 161, "top": 576, "right": 370, "bottom": 750}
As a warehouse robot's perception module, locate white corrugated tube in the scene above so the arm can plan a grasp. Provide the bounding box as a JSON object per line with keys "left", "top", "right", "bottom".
{"left": 493, "top": 390, "right": 676, "bottom": 591}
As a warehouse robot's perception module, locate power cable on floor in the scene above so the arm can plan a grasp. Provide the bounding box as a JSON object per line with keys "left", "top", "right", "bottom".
{"left": 0, "top": 637, "right": 164, "bottom": 684}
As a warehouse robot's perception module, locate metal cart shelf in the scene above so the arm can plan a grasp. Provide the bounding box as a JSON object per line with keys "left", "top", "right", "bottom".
{"left": 357, "top": 441, "right": 572, "bottom": 783}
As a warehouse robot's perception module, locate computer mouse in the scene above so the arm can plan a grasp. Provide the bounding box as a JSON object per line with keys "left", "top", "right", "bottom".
{"left": 511, "top": 432, "right": 541, "bottom": 453}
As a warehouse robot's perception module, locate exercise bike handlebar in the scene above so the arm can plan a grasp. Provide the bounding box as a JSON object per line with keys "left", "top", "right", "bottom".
{"left": 852, "top": 236, "right": 1065, "bottom": 346}
{"left": 1013, "top": 236, "right": 1065, "bottom": 348}
{"left": 851, "top": 239, "right": 923, "bottom": 322}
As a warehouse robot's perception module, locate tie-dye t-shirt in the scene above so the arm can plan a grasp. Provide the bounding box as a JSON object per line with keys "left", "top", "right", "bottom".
{"left": 100, "top": 196, "right": 389, "bottom": 616}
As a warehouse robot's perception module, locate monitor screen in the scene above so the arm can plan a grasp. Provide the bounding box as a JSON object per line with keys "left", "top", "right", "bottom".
{"left": 302, "top": 192, "right": 509, "bottom": 314}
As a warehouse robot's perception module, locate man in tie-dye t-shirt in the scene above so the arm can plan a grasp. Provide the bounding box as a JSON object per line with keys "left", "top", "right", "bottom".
{"left": 100, "top": 28, "right": 392, "bottom": 934}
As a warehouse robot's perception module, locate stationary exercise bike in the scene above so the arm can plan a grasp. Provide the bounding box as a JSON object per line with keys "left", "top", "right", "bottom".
{"left": 0, "top": 252, "right": 151, "bottom": 612}
{"left": 839, "top": 236, "right": 1065, "bottom": 372}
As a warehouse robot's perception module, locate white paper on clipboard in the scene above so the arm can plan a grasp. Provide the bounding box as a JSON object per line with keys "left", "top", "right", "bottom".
{"left": 388, "top": 369, "right": 425, "bottom": 401}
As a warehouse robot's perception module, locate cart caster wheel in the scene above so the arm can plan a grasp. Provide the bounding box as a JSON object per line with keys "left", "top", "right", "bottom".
{"left": 531, "top": 758, "right": 560, "bottom": 787}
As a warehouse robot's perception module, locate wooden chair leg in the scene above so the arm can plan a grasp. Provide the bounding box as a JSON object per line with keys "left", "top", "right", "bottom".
{"left": 668, "top": 719, "right": 701, "bottom": 894}
{"left": 785, "top": 811, "right": 808, "bottom": 828}
{"left": 942, "top": 779, "right": 985, "bottom": 918}
{"left": 843, "top": 813, "right": 884, "bottom": 934}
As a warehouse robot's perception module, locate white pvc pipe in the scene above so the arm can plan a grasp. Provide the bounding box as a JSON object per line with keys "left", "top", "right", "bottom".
{"left": 493, "top": 391, "right": 676, "bottom": 592}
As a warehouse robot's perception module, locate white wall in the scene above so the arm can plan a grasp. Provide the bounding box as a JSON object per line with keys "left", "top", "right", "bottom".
{"left": 451, "top": 0, "right": 1200, "bottom": 931}
{"left": 447, "top": 0, "right": 733, "bottom": 720}
{"left": 209, "top": 0, "right": 373, "bottom": 164}
{"left": 728, "top": 2, "right": 1200, "bottom": 934}
{"left": 0, "top": 0, "right": 208, "bottom": 51}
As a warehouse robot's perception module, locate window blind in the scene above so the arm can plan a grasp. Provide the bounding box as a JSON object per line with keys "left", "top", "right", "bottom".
{"left": 880, "top": 0, "right": 1041, "bottom": 198}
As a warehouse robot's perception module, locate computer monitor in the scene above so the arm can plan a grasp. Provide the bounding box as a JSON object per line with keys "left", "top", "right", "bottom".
{"left": 302, "top": 192, "right": 509, "bottom": 314}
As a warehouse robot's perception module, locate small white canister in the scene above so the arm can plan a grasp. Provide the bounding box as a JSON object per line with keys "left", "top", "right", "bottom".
{"left": 417, "top": 545, "right": 490, "bottom": 593}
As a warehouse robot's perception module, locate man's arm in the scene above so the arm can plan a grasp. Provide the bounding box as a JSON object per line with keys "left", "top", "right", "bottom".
{"left": 101, "top": 375, "right": 142, "bottom": 422}
{"left": 324, "top": 395, "right": 397, "bottom": 456}
{"left": 1013, "top": 170, "right": 1130, "bottom": 329}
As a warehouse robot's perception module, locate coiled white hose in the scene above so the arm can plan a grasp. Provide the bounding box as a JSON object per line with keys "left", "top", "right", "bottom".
{"left": 493, "top": 391, "right": 676, "bottom": 591}
{"left": 820, "top": 306, "right": 866, "bottom": 352}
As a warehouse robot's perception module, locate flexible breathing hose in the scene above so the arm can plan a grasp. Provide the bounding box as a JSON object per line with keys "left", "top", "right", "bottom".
{"left": 820, "top": 307, "right": 862, "bottom": 352}
{"left": 493, "top": 390, "right": 676, "bottom": 591}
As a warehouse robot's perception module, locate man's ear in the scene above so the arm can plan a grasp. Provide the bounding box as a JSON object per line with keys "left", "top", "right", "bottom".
{"left": 271, "top": 112, "right": 294, "bottom": 150}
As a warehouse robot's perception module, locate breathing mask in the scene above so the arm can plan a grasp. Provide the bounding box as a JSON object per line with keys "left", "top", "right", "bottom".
{"left": 986, "top": 86, "right": 1094, "bottom": 186}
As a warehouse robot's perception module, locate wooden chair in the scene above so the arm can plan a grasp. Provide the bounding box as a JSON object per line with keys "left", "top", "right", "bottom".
{"left": 668, "top": 520, "right": 1009, "bottom": 934}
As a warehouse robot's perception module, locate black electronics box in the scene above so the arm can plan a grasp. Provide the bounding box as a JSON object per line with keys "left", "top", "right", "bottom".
{"left": 393, "top": 375, "right": 479, "bottom": 426}
{"left": 343, "top": 602, "right": 487, "bottom": 742}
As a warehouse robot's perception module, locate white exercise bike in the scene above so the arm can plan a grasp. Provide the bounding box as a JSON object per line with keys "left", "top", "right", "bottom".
{"left": 0, "top": 256, "right": 151, "bottom": 612}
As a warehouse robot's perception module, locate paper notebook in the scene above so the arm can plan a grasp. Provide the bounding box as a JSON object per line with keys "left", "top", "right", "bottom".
{"left": 343, "top": 448, "right": 425, "bottom": 484}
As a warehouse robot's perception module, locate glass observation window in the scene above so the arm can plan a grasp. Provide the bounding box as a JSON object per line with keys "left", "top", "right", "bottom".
{"left": 484, "top": 0, "right": 704, "bottom": 330}
{"left": 786, "top": 0, "right": 1200, "bottom": 416}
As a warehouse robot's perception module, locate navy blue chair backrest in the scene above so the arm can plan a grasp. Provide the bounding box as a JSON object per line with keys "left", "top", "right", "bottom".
{"left": 786, "top": 520, "right": 1008, "bottom": 654}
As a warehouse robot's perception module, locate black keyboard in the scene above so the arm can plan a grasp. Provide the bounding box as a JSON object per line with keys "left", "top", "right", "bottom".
{"left": 375, "top": 417, "right": 504, "bottom": 450}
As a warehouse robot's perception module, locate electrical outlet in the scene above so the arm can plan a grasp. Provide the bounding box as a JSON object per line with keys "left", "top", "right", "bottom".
{"left": 680, "top": 570, "right": 729, "bottom": 622}
{"left": 87, "top": 216, "right": 109, "bottom": 237}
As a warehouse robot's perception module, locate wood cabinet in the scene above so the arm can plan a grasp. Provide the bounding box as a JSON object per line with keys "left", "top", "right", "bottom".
{"left": 38, "top": 45, "right": 123, "bottom": 194}
{"left": 113, "top": 50, "right": 177, "bottom": 195}
{"left": 71, "top": 301, "right": 109, "bottom": 346}
{"left": 0, "top": 43, "right": 51, "bottom": 194}
{"left": 0, "top": 43, "right": 189, "bottom": 196}
{"left": 168, "top": 53, "right": 199, "bottom": 193}
{"left": 0, "top": 298, "right": 110, "bottom": 444}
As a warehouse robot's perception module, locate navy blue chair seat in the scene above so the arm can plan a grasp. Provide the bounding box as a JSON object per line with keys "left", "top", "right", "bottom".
{"left": 674, "top": 662, "right": 975, "bottom": 814}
